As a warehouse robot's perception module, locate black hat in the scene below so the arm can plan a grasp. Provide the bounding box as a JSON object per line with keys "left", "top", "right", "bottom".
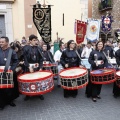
{"left": 67, "top": 40, "right": 74, "bottom": 48}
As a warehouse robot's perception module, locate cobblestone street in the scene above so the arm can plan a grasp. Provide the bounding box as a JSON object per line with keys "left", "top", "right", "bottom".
{"left": 0, "top": 81, "right": 120, "bottom": 120}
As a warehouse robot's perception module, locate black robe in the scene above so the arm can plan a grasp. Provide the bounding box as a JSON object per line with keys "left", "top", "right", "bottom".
{"left": 0, "top": 47, "right": 19, "bottom": 108}
{"left": 23, "top": 45, "right": 43, "bottom": 72}
{"left": 42, "top": 50, "right": 54, "bottom": 63}
{"left": 113, "top": 49, "right": 120, "bottom": 96}
{"left": 86, "top": 49, "right": 108, "bottom": 98}
{"left": 60, "top": 49, "right": 81, "bottom": 97}
{"left": 104, "top": 45, "right": 114, "bottom": 59}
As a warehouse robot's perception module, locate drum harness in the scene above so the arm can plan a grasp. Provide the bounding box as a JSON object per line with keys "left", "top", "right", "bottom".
{"left": 1, "top": 48, "right": 13, "bottom": 86}
{"left": 103, "top": 51, "right": 118, "bottom": 69}
{"left": 75, "top": 50, "right": 86, "bottom": 68}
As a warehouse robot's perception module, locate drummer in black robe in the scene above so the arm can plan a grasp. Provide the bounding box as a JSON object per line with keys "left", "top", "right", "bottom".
{"left": 22, "top": 34, "right": 44, "bottom": 101}
{"left": 41, "top": 43, "right": 54, "bottom": 63}
{"left": 0, "top": 36, "right": 19, "bottom": 110}
{"left": 60, "top": 40, "right": 83, "bottom": 98}
{"left": 104, "top": 40, "right": 114, "bottom": 58}
{"left": 88, "top": 41, "right": 108, "bottom": 102}
{"left": 113, "top": 42, "right": 120, "bottom": 97}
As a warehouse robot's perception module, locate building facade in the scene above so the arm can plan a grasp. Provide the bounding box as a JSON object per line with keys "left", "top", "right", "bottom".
{"left": 0, "top": 0, "right": 91, "bottom": 43}
{"left": 92, "top": 0, "right": 120, "bottom": 40}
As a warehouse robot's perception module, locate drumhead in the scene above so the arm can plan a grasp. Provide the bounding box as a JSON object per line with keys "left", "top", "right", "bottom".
{"left": 19, "top": 71, "right": 52, "bottom": 80}
{"left": 59, "top": 67, "right": 87, "bottom": 77}
{"left": 91, "top": 68, "right": 115, "bottom": 75}
{"left": 116, "top": 71, "right": 120, "bottom": 76}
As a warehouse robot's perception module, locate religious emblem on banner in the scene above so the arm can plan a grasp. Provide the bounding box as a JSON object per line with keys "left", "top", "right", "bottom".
{"left": 86, "top": 19, "right": 100, "bottom": 42}
{"left": 33, "top": 2, "right": 51, "bottom": 43}
{"left": 76, "top": 20, "right": 87, "bottom": 44}
{"left": 101, "top": 12, "right": 113, "bottom": 33}
{"left": 90, "top": 25, "right": 97, "bottom": 33}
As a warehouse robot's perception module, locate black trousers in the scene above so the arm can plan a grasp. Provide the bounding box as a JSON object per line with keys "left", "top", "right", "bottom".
{"left": 64, "top": 89, "right": 78, "bottom": 97}
{"left": 113, "top": 82, "right": 120, "bottom": 96}
{"left": 0, "top": 72, "right": 19, "bottom": 107}
{"left": 92, "top": 84, "right": 102, "bottom": 98}
{"left": 85, "top": 70, "right": 92, "bottom": 97}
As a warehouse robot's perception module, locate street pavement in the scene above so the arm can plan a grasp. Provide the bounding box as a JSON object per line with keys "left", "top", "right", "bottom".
{"left": 0, "top": 80, "right": 120, "bottom": 120}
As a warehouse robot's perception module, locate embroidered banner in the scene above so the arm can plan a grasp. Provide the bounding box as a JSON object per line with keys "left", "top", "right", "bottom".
{"left": 101, "top": 13, "right": 113, "bottom": 34}
{"left": 76, "top": 20, "right": 87, "bottom": 44}
{"left": 33, "top": 4, "right": 51, "bottom": 43}
{"left": 86, "top": 19, "right": 100, "bottom": 42}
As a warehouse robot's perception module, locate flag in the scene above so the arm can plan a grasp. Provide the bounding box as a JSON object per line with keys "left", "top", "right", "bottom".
{"left": 86, "top": 19, "right": 100, "bottom": 42}
{"left": 76, "top": 20, "right": 87, "bottom": 44}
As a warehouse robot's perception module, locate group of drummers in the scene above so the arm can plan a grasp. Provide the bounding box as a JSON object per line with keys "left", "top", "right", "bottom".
{"left": 0, "top": 34, "right": 120, "bottom": 110}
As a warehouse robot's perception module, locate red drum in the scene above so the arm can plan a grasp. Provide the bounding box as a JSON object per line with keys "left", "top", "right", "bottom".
{"left": 43, "top": 63, "right": 58, "bottom": 76}
{"left": 59, "top": 67, "right": 88, "bottom": 90}
{"left": 17, "top": 71, "right": 54, "bottom": 96}
{"left": 90, "top": 68, "right": 116, "bottom": 84}
{"left": 116, "top": 71, "right": 120, "bottom": 88}
{"left": 0, "top": 69, "right": 13, "bottom": 88}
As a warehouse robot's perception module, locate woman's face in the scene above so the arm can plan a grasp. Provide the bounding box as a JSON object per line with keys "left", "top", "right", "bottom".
{"left": 97, "top": 42, "right": 103, "bottom": 50}
{"left": 69, "top": 41, "right": 75, "bottom": 49}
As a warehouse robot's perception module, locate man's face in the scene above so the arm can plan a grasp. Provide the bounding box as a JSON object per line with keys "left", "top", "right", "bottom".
{"left": 42, "top": 45, "right": 47, "bottom": 51}
{"left": 0, "top": 38, "right": 8, "bottom": 48}
{"left": 61, "top": 44, "right": 65, "bottom": 50}
{"left": 87, "top": 44, "right": 91, "bottom": 48}
{"left": 30, "top": 38, "right": 37, "bottom": 46}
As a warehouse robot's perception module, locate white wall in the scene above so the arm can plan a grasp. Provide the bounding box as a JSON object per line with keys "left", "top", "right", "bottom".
{"left": 37, "top": 0, "right": 83, "bottom": 43}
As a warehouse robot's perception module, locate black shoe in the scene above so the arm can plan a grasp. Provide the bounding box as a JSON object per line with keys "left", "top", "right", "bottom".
{"left": 57, "top": 85, "right": 61, "bottom": 88}
{"left": 72, "top": 96, "right": 77, "bottom": 98}
{"left": 24, "top": 96, "right": 30, "bottom": 101}
{"left": 86, "top": 94, "right": 91, "bottom": 98}
{"left": 0, "top": 106, "right": 4, "bottom": 110}
{"left": 92, "top": 98, "right": 97, "bottom": 102}
{"left": 64, "top": 95, "right": 69, "bottom": 98}
{"left": 39, "top": 95, "right": 44, "bottom": 100}
{"left": 97, "top": 95, "right": 101, "bottom": 99}
{"left": 113, "top": 94, "right": 119, "bottom": 98}
{"left": 9, "top": 102, "right": 16, "bottom": 107}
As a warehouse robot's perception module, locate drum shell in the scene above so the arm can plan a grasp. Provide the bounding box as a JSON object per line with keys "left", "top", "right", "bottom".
{"left": 0, "top": 69, "right": 13, "bottom": 89}
{"left": 90, "top": 68, "right": 116, "bottom": 84}
{"left": 17, "top": 71, "right": 54, "bottom": 96}
{"left": 59, "top": 67, "right": 88, "bottom": 90}
{"left": 43, "top": 64, "right": 58, "bottom": 76}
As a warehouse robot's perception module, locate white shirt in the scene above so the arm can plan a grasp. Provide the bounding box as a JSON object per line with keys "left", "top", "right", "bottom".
{"left": 81, "top": 47, "right": 92, "bottom": 58}
{"left": 54, "top": 50, "right": 62, "bottom": 62}
{"left": 50, "top": 46, "right": 54, "bottom": 55}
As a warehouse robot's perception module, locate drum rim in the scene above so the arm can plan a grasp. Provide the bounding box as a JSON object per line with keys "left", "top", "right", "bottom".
{"left": 59, "top": 67, "right": 87, "bottom": 79}
{"left": 17, "top": 70, "right": 53, "bottom": 82}
{"left": 0, "top": 69, "right": 12, "bottom": 73}
{"left": 43, "top": 63, "right": 57, "bottom": 67}
{"left": 90, "top": 68, "right": 116, "bottom": 76}
{"left": 116, "top": 70, "right": 120, "bottom": 76}
{"left": 61, "top": 82, "right": 88, "bottom": 90}
{"left": 19, "top": 85, "right": 54, "bottom": 96}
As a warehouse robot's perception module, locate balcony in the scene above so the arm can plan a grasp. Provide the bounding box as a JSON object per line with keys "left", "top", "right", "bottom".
{"left": 98, "top": 0, "right": 112, "bottom": 12}
{"left": 0, "top": 0, "right": 15, "bottom": 3}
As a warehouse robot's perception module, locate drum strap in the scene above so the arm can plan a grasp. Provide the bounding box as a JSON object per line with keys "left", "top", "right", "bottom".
{"left": 4, "top": 48, "right": 13, "bottom": 72}
{"left": 47, "top": 51, "right": 54, "bottom": 63}
{"left": 75, "top": 50, "right": 85, "bottom": 67}
{"left": 103, "top": 51, "right": 114, "bottom": 68}
{"left": 37, "top": 46, "right": 44, "bottom": 60}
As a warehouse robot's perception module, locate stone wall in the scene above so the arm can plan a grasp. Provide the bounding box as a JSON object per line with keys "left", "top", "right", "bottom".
{"left": 92, "top": 0, "right": 120, "bottom": 36}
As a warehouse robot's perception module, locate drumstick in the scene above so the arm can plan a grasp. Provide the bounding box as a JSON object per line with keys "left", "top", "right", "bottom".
{"left": 94, "top": 54, "right": 98, "bottom": 66}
